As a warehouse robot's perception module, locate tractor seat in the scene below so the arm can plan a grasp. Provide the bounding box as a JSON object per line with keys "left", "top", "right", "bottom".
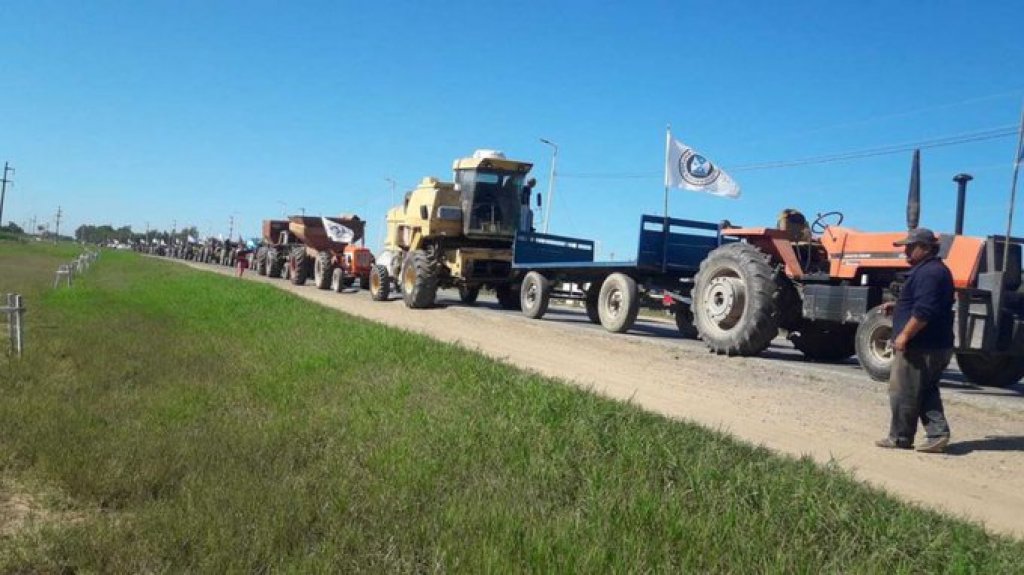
{"left": 777, "top": 208, "right": 812, "bottom": 243}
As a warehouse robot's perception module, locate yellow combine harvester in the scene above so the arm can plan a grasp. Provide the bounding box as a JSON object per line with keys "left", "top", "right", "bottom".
{"left": 370, "top": 149, "right": 536, "bottom": 308}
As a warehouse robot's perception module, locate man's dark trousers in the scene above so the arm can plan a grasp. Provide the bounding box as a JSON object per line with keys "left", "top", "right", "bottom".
{"left": 888, "top": 348, "right": 952, "bottom": 445}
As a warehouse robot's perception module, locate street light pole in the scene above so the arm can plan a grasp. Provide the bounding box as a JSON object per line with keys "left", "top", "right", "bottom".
{"left": 0, "top": 162, "right": 15, "bottom": 228}
{"left": 539, "top": 139, "right": 558, "bottom": 233}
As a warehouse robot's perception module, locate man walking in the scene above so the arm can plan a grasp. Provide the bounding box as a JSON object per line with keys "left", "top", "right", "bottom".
{"left": 876, "top": 227, "right": 955, "bottom": 453}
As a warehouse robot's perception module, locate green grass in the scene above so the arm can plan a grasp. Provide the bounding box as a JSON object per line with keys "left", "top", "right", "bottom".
{"left": 1, "top": 241, "right": 1023, "bottom": 572}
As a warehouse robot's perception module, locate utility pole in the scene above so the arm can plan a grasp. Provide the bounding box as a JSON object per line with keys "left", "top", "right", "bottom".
{"left": 227, "top": 215, "right": 234, "bottom": 240}
{"left": 385, "top": 177, "right": 397, "bottom": 206}
{"left": 0, "top": 162, "right": 14, "bottom": 228}
{"left": 54, "top": 206, "right": 62, "bottom": 243}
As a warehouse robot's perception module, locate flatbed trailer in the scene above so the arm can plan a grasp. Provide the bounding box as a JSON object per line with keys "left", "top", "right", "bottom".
{"left": 511, "top": 214, "right": 728, "bottom": 335}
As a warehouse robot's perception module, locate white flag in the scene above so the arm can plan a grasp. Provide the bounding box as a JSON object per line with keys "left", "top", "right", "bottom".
{"left": 322, "top": 218, "right": 355, "bottom": 243}
{"left": 665, "top": 138, "right": 741, "bottom": 198}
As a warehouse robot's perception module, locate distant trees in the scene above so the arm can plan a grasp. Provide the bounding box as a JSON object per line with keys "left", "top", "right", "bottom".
{"left": 2, "top": 221, "right": 24, "bottom": 234}
{"left": 74, "top": 224, "right": 203, "bottom": 245}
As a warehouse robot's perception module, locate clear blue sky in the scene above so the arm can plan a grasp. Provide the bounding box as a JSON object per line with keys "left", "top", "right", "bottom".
{"left": 2, "top": 0, "right": 1023, "bottom": 258}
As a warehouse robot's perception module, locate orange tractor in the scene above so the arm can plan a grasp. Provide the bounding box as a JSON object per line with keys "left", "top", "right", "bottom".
{"left": 692, "top": 151, "right": 1024, "bottom": 387}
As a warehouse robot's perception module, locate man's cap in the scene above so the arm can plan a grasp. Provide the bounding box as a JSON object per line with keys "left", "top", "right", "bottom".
{"left": 893, "top": 227, "right": 938, "bottom": 246}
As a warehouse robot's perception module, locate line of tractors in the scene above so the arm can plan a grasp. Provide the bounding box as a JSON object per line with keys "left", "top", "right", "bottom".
{"left": 155, "top": 148, "right": 1024, "bottom": 388}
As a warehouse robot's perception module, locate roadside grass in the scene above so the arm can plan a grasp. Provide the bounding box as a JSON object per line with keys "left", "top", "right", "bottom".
{"left": 1, "top": 243, "right": 1023, "bottom": 572}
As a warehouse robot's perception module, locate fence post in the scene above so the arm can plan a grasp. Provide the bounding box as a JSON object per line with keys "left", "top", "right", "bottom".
{"left": 4, "top": 293, "right": 24, "bottom": 357}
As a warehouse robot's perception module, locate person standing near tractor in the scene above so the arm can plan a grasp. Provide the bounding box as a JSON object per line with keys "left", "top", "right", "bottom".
{"left": 876, "top": 227, "right": 955, "bottom": 453}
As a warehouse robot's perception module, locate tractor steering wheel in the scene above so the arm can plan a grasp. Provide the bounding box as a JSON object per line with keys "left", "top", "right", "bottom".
{"left": 811, "top": 211, "right": 844, "bottom": 234}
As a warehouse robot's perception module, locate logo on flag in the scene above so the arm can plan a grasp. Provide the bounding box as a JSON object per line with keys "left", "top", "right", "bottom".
{"left": 666, "top": 138, "right": 741, "bottom": 198}
{"left": 323, "top": 218, "right": 355, "bottom": 243}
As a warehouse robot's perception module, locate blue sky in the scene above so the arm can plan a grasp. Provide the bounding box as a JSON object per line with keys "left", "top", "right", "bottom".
{"left": 2, "top": 0, "right": 1023, "bottom": 258}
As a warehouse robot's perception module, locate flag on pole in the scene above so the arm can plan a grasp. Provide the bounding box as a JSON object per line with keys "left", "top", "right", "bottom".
{"left": 322, "top": 217, "right": 355, "bottom": 243}
{"left": 665, "top": 137, "right": 741, "bottom": 198}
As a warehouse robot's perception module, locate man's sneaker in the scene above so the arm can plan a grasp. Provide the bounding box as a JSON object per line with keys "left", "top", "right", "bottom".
{"left": 875, "top": 437, "right": 912, "bottom": 449}
{"left": 916, "top": 436, "right": 949, "bottom": 453}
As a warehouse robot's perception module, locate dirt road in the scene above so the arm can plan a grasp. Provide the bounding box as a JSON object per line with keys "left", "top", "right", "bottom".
{"left": 191, "top": 261, "right": 1024, "bottom": 538}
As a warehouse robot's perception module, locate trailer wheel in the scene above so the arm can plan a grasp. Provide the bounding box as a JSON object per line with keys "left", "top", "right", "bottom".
{"left": 495, "top": 285, "right": 521, "bottom": 310}
{"left": 330, "top": 267, "right": 345, "bottom": 293}
{"left": 673, "top": 304, "right": 699, "bottom": 339}
{"left": 790, "top": 320, "right": 856, "bottom": 362}
{"left": 956, "top": 353, "right": 1024, "bottom": 388}
{"left": 314, "top": 251, "right": 333, "bottom": 290}
{"left": 289, "top": 247, "right": 308, "bottom": 286}
{"left": 459, "top": 284, "right": 480, "bottom": 304}
{"left": 369, "top": 264, "right": 390, "bottom": 301}
{"left": 520, "top": 272, "right": 551, "bottom": 319}
{"left": 598, "top": 273, "right": 639, "bottom": 333}
{"left": 855, "top": 306, "right": 893, "bottom": 381}
{"left": 693, "top": 243, "right": 778, "bottom": 356}
{"left": 584, "top": 283, "right": 601, "bottom": 324}
{"left": 401, "top": 250, "right": 438, "bottom": 309}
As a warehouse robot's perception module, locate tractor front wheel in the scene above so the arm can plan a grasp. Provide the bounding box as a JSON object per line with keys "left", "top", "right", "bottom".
{"left": 855, "top": 306, "right": 893, "bottom": 381}
{"left": 369, "top": 264, "right": 390, "bottom": 301}
{"left": 330, "top": 267, "right": 345, "bottom": 293}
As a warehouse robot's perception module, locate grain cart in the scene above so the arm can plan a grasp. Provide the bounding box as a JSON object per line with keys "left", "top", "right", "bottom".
{"left": 511, "top": 215, "right": 728, "bottom": 336}
{"left": 285, "top": 215, "right": 374, "bottom": 291}
{"left": 369, "top": 149, "right": 533, "bottom": 308}
{"left": 691, "top": 151, "right": 1024, "bottom": 387}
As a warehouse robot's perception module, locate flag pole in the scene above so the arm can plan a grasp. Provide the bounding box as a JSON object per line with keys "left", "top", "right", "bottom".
{"left": 663, "top": 124, "right": 671, "bottom": 221}
{"left": 662, "top": 124, "right": 671, "bottom": 273}
{"left": 1002, "top": 103, "right": 1024, "bottom": 274}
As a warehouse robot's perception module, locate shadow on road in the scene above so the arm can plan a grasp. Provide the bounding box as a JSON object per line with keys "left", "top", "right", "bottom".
{"left": 947, "top": 436, "right": 1024, "bottom": 455}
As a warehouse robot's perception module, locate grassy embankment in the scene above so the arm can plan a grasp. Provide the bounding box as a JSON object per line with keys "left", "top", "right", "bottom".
{"left": 1, "top": 241, "right": 1023, "bottom": 572}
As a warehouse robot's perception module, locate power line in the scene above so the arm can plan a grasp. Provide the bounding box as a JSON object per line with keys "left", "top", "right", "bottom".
{"left": 559, "top": 124, "right": 1018, "bottom": 180}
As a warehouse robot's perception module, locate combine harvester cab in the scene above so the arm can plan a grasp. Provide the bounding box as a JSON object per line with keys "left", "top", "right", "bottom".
{"left": 691, "top": 151, "right": 1024, "bottom": 387}
{"left": 285, "top": 215, "right": 373, "bottom": 292}
{"left": 371, "top": 149, "right": 534, "bottom": 308}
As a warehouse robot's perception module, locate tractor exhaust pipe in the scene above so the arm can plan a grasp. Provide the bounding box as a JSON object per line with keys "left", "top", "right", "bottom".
{"left": 907, "top": 149, "right": 921, "bottom": 230}
{"left": 953, "top": 173, "right": 973, "bottom": 235}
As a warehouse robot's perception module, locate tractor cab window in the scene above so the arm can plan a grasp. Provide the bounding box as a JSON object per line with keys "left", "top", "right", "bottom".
{"left": 458, "top": 170, "right": 524, "bottom": 237}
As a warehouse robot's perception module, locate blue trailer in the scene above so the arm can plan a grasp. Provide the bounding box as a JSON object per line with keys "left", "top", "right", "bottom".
{"left": 511, "top": 214, "right": 729, "bottom": 335}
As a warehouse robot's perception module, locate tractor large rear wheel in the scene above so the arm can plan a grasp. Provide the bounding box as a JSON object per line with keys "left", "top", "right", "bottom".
{"left": 369, "top": 264, "right": 390, "bottom": 301}
{"left": 266, "top": 248, "right": 282, "bottom": 278}
{"left": 255, "top": 247, "right": 268, "bottom": 276}
{"left": 957, "top": 353, "right": 1024, "bottom": 388}
{"left": 693, "top": 243, "right": 779, "bottom": 356}
{"left": 401, "top": 250, "right": 438, "bottom": 309}
{"left": 289, "top": 247, "right": 308, "bottom": 286}
{"left": 855, "top": 307, "right": 893, "bottom": 382}
{"left": 790, "top": 320, "right": 856, "bottom": 362}
{"left": 314, "top": 251, "right": 333, "bottom": 290}
{"left": 598, "top": 273, "right": 639, "bottom": 333}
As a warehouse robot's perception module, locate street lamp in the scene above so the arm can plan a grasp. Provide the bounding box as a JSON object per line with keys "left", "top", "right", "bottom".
{"left": 539, "top": 138, "right": 558, "bottom": 233}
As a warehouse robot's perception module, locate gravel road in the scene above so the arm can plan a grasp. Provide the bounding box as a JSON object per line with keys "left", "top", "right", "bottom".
{"left": 190, "top": 261, "right": 1024, "bottom": 538}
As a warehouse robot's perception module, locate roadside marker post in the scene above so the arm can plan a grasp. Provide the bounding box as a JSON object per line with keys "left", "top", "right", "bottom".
{"left": 2, "top": 293, "right": 25, "bottom": 357}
